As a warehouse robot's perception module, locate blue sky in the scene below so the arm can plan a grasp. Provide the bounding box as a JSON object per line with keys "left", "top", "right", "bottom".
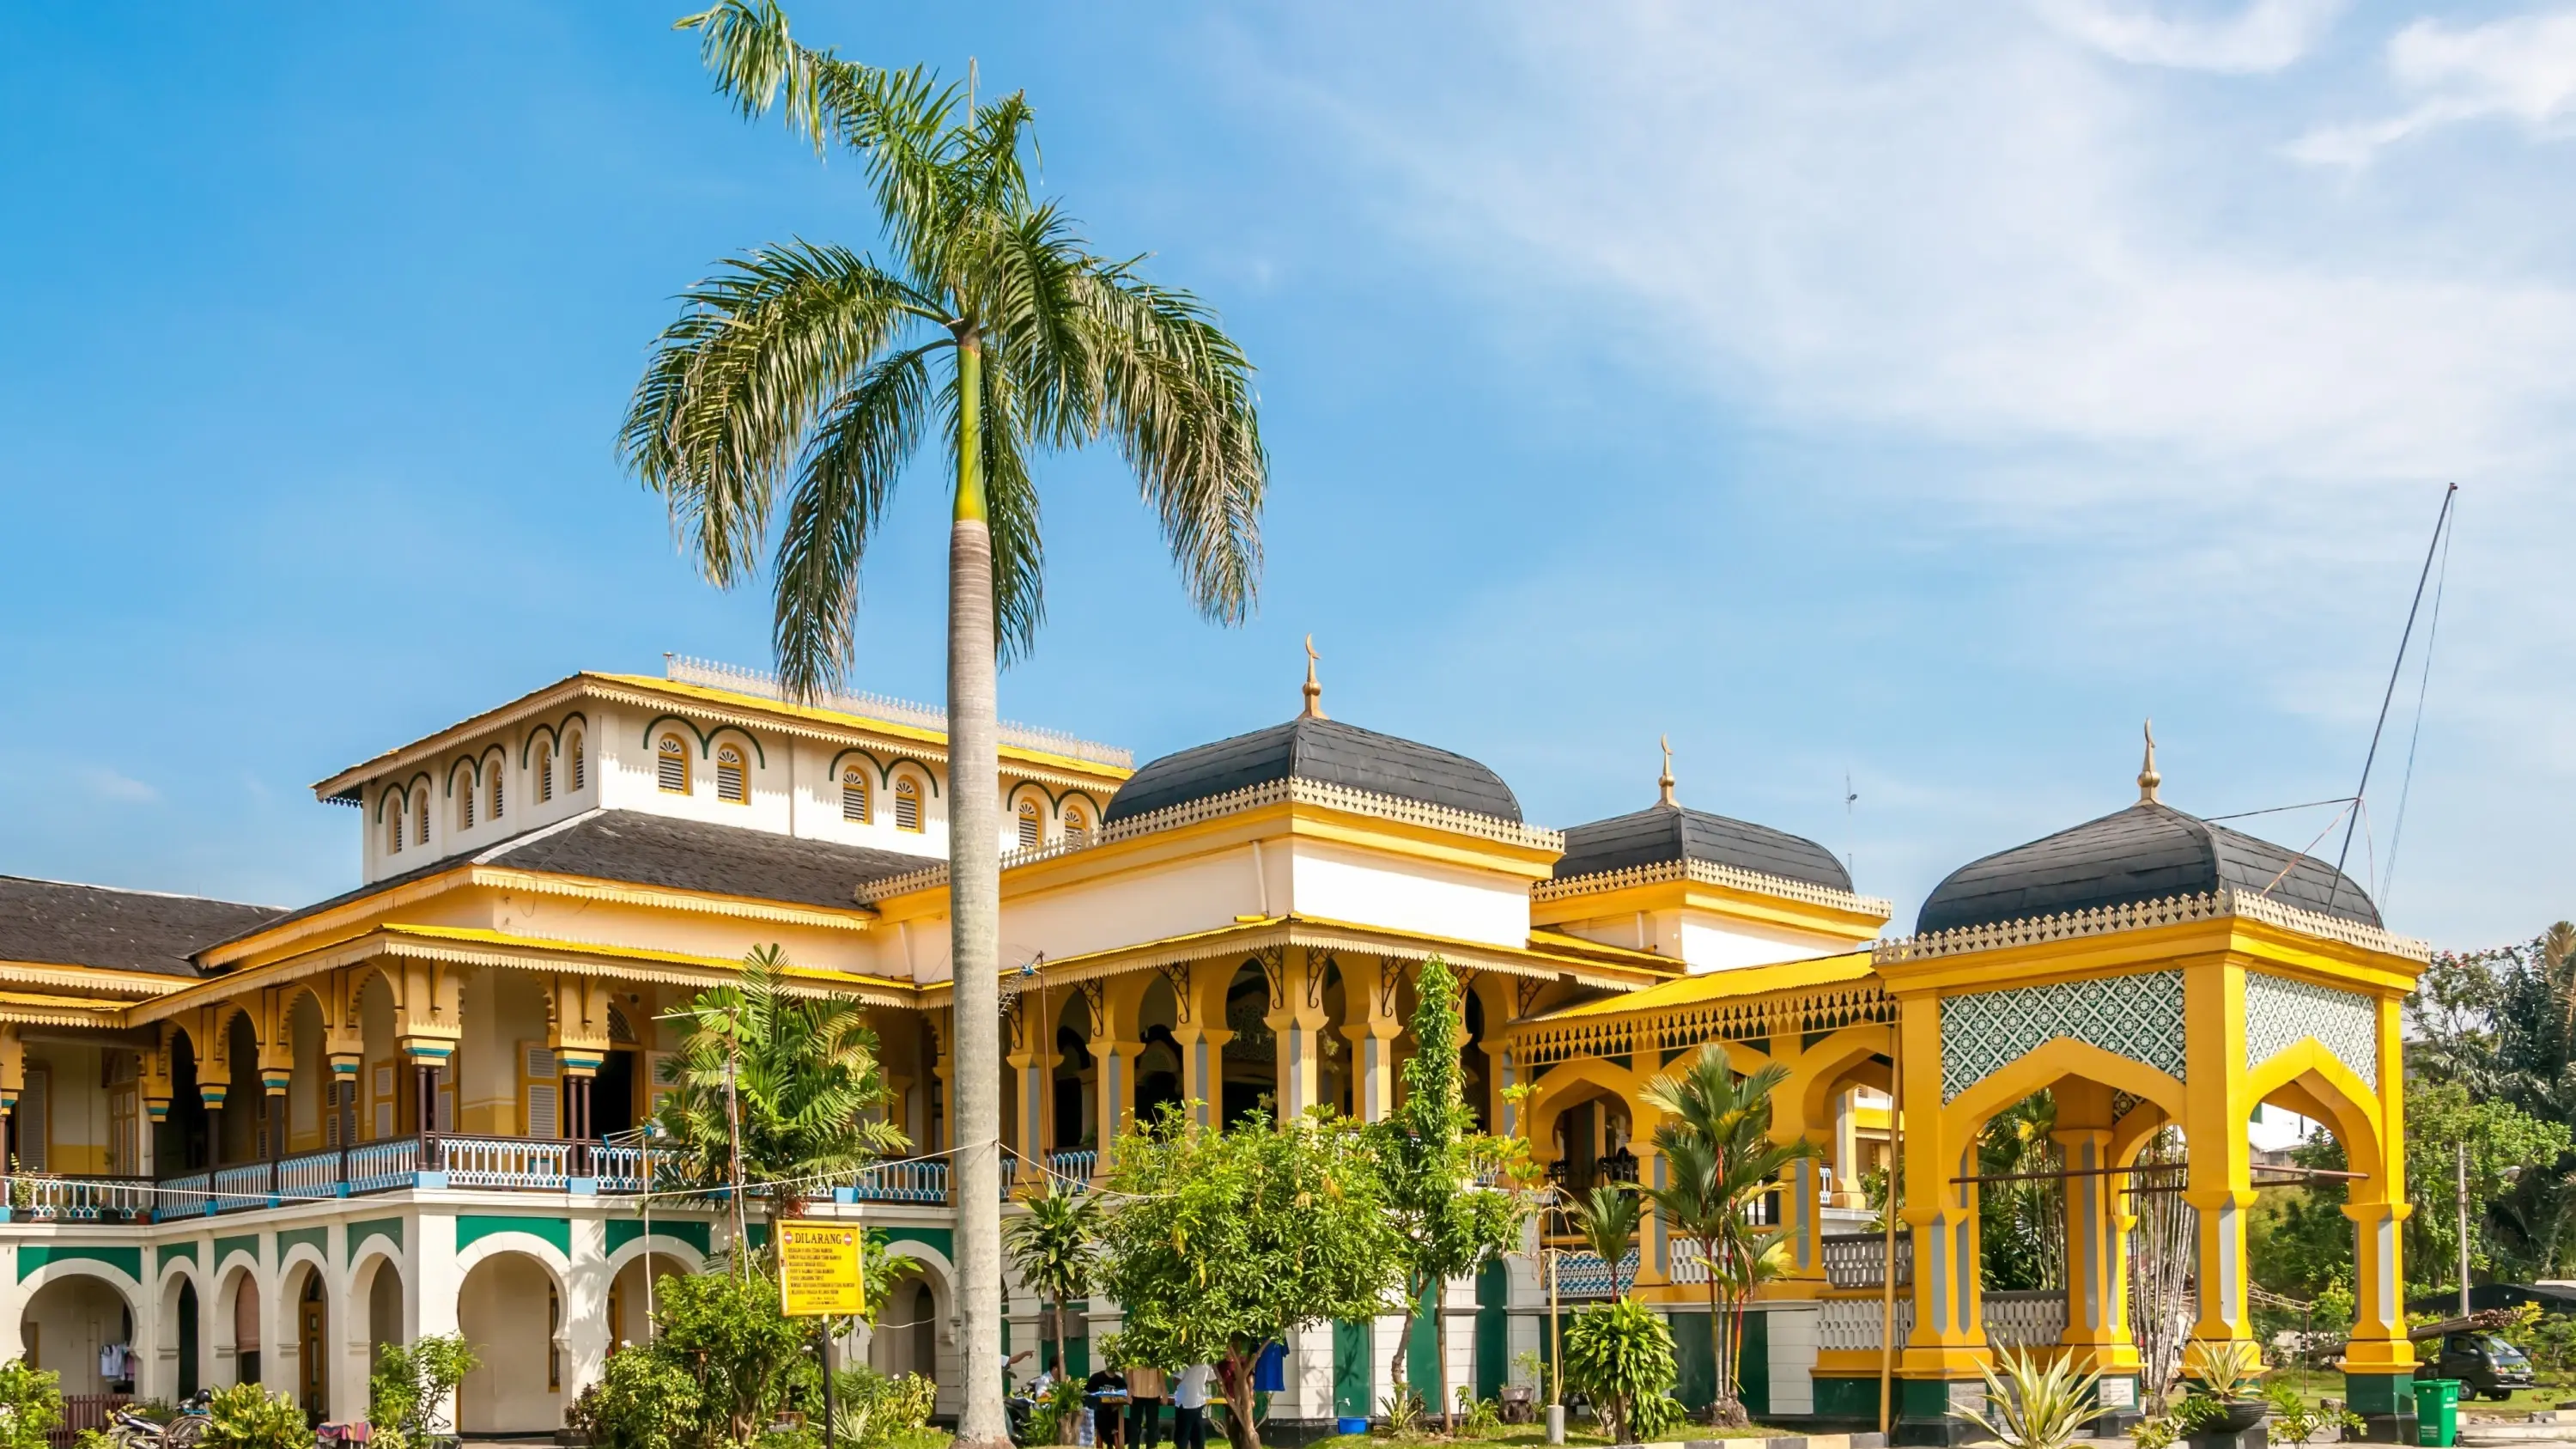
{"left": 3, "top": 1, "right": 2566, "bottom": 950}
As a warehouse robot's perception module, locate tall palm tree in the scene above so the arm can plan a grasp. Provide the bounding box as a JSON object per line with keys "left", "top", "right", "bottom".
{"left": 1004, "top": 1181, "right": 1102, "bottom": 1442}
{"left": 1564, "top": 1183, "right": 1643, "bottom": 1299}
{"left": 1643, "top": 1051, "right": 1816, "bottom": 1427}
{"left": 652, "top": 944, "right": 910, "bottom": 1219}
{"left": 624, "top": 8, "right": 1267, "bottom": 1441}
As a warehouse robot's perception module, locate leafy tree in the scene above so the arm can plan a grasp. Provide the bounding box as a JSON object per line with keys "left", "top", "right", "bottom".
{"left": 626, "top": 8, "right": 1269, "bottom": 1435}
{"left": 1643, "top": 1050, "right": 1816, "bottom": 1427}
{"left": 0, "top": 1360, "right": 62, "bottom": 1449}
{"left": 568, "top": 1350, "right": 705, "bottom": 1449}
{"left": 652, "top": 945, "right": 908, "bottom": 1223}
{"left": 657, "top": 1266, "right": 815, "bottom": 1447}
{"left": 367, "top": 1334, "right": 480, "bottom": 1449}
{"left": 1559, "top": 1297, "right": 1680, "bottom": 1444}
{"left": 1564, "top": 1184, "right": 1643, "bottom": 1299}
{"left": 858, "top": 1227, "right": 924, "bottom": 1330}
{"left": 1004, "top": 1180, "right": 1101, "bottom": 1438}
{"left": 1976, "top": 1093, "right": 2064, "bottom": 1293}
{"left": 1097, "top": 1105, "right": 1403, "bottom": 1449}
{"left": 2409, "top": 928, "right": 2576, "bottom": 1276}
{"left": 1370, "top": 958, "right": 1533, "bottom": 1428}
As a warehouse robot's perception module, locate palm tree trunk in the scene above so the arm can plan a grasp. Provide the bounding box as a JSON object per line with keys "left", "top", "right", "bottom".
{"left": 1054, "top": 1294, "right": 1074, "bottom": 1446}
{"left": 1704, "top": 1245, "right": 1728, "bottom": 1424}
{"left": 950, "top": 333, "right": 1010, "bottom": 1449}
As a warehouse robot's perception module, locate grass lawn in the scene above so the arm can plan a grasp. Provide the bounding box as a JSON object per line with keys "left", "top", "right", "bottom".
{"left": 2265, "top": 1367, "right": 2575, "bottom": 1417}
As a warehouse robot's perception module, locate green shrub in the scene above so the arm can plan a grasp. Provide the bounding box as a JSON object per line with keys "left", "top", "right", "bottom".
{"left": 201, "top": 1384, "right": 310, "bottom": 1449}
{"left": 568, "top": 1348, "right": 706, "bottom": 1449}
{"left": 828, "top": 1367, "right": 936, "bottom": 1446}
{"left": 0, "top": 1361, "right": 64, "bottom": 1449}
{"left": 369, "top": 1332, "right": 478, "bottom": 1448}
{"left": 1561, "top": 1298, "right": 1678, "bottom": 1444}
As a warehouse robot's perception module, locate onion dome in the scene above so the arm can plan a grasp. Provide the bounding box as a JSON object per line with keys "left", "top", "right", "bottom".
{"left": 1102, "top": 636, "right": 1522, "bottom": 824}
{"left": 1550, "top": 737, "right": 1854, "bottom": 890}
{"left": 1915, "top": 724, "right": 2381, "bottom": 935}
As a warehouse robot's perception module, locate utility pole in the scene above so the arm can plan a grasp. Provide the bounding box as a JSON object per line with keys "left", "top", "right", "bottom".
{"left": 2458, "top": 1141, "right": 2472, "bottom": 1318}
{"left": 1545, "top": 1241, "right": 1563, "bottom": 1446}
{"left": 727, "top": 1032, "right": 749, "bottom": 1271}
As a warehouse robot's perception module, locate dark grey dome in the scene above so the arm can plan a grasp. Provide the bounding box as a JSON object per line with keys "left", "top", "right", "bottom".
{"left": 1554, "top": 803, "right": 1853, "bottom": 893}
{"left": 1103, "top": 715, "right": 1522, "bottom": 825}
{"left": 1916, "top": 801, "right": 2380, "bottom": 936}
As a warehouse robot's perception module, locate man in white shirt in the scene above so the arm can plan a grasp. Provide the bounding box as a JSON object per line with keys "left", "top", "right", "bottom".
{"left": 1170, "top": 1364, "right": 1214, "bottom": 1449}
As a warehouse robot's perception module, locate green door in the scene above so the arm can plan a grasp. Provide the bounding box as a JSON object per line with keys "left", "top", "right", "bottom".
{"left": 1334, "top": 1320, "right": 1373, "bottom": 1418}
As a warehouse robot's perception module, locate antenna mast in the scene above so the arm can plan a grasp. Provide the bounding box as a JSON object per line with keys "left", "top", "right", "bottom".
{"left": 2328, "top": 484, "right": 2458, "bottom": 914}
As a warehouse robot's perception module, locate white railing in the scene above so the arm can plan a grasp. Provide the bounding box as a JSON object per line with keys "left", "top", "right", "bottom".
{"left": 591, "top": 1144, "right": 660, "bottom": 1193}
{"left": 433, "top": 1135, "right": 575, "bottom": 1189}
{"left": 1983, "top": 1289, "right": 2068, "bottom": 1348}
{"left": 1819, "top": 1296, "right": 1913, "bottom": 1351}
{"left": 9, "top": 1175, "right": 156, "bottom": 1222}
{"left": 848, "top": 1160, "right": 948, "bottom": 1203}
{"left": 344, "top": 1138, "right": 421, "bottom": 1194}
{"left": 211, "top": 1164, "right": 271, "bottom": 1208}
{"left": 159, "top": 1171, "right": 212, "bottom": 1218}
{"left": 1823, "top": 1232, "right": 1911, "bottom": 1288}
{"left": 1042, "top": 1150, "right": 1097, "bottom": 1191}
{"left": 664, "top": 654, "right": 1132, "bottom": 769}
{"left": 277, "top": 1149, "right": 342, "bottom": 1197}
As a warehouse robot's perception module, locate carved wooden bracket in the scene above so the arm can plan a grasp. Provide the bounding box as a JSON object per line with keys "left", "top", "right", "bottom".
{"left": 1156, "top": 963, "right": 1194, "bottom": 1025}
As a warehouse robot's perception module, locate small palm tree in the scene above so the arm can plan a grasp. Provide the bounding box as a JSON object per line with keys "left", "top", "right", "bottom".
{"left": 1565, "top": 1183, "right": 1643, "bottom": 1298}
{"left": 626, "top": 14, "right": 1266, "bottom": 1436}
{"left": 1643, "top": 1050, "right": 1817, "bottom": 1426}
{"left": 652, "top": 945, "right": 908, "bottom": 1220}
{"left": 1005, "top": 1180, "right": 1103, "bottom": 1441}
{"left": 1953, "top": 1346, "right": 2102, "bottom": 1449}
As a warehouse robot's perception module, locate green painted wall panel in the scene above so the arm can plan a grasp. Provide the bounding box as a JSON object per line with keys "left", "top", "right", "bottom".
{"left": 605, "top": 1218, "right": 712, "bottom": 1257}
{"left": 17, "top": 1245, "right": 143, "bottom": 1282}
{"left": 155, "top": 1243, "right": 199, "bottom": 1279}
{"left": 1334, "top": 1320, "right": 1373, "bottom": 1419}
{"left": 276, "top": 1227, "right": 327, "bottom": 1263}
{"left": 212, "top": 1236, "right": 261, "bottom": 1270}
{"left": 1671, "top": 1312, "right": 1715, "bottom": 1414}
{"left": 457, "top": 1215, "right": 572, "bottom": 1255}
{"left": 348, "top": 1219, "right": 404, "bottom": 1261}
{"left": 1405, "top": 1280, "right": 1439, "bottom": 1401}
{"left": 1812, "top": 1375, "right": 1882, "bottom": 1422}
{"left": 883, "top": 1227, "right": 954, "bottom": 1262}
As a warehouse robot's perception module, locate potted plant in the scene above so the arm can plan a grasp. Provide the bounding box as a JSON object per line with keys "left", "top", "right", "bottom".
{"left": 2176, "top": 1341, "right": 2271, "bottom": 1447}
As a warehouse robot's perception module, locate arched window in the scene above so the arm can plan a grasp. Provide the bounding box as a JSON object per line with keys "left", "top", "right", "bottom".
{"left": 841, "top": 770, "right": 870, "bottom": 824}
{"left": 1064, "top": 805, "right": 1090, "bottom": 843}
{"left": 488, "top": 764, "right": 506, "bottom": 821}
{"left": 458, "top": 771, "right": 477, "bottom": 831}
{"left": 894, "top": 776, "right": 923, "bottom": 832}
{"left": 715, "top": 745, "right": 749, "bottom": 805}
{"left": 536, "top": 742, "right": 555, "bottom": 804}
{"left": 414, "top": 789, "right": 429, "bottom": 847}
{"left": 657, "top": 734, "right": 690, "bottom": 795}
{"left": 386, "top": 794, "right": 404, "bottom": 855}
{"left": 568, "top": 733, "right": 586, "bottom": 792}
{"left": 1016, "top": 800, "right": 1042, "bottom": 851}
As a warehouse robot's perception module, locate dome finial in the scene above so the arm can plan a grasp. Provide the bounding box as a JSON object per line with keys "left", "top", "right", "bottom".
{"left": 1300, "top": 635, "right": 1327, "bottom": 720}
{"left": 2137, "top": 718, "right": 2161, "bottom": 804}
{"left": 1658, "top": 734, "right": 1677, "bottom": 807}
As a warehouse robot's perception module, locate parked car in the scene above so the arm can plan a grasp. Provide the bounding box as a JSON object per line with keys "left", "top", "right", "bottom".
{"left": 2428, "top": 1333, "right": 2538, "bottom": 1401}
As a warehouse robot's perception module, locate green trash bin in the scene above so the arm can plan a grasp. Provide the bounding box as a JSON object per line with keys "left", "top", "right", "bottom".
{"left": 2415, "top": 1378, "right": 2460, "bottom": 1447}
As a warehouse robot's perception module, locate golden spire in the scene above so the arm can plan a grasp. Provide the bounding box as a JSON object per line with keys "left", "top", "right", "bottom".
{"left": 1658, "top": 734, "right": 1677, "bottom": 807}
{"left": 2138, "top": 719, "right": 2161, "bottom": 804}
{"left": 1300, "top": 635, "right": 1327, "bottom": 720}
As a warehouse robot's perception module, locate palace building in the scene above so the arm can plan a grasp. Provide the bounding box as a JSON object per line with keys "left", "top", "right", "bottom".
{"left": 0, "top": 656, "right": 2431, "bottom": 1443}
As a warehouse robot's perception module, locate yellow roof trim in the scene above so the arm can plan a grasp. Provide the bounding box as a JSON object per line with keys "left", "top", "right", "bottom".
{"left": 375, "top": 924, "right": 915, "bottom": 991}
{"left": 0, "top": 960, "right": 190, "bottom": 998}
{"left": 1525, "top": 949, "right": 1878, "bottom": 1022}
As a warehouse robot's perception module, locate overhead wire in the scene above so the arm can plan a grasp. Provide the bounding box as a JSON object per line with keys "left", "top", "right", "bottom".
{"left": 2379, "top": 496, "right": 2455, "bottom": 911}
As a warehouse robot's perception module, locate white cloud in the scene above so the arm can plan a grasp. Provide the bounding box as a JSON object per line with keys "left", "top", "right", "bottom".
{"left": 77, "top": 767, "right": 158, "bottom": 804}
{"left": 2032, "top": 0, "right": 2345, "bottom": 73}
{"left": 2291, "top": 9, "right": 2576, "bottom": 166}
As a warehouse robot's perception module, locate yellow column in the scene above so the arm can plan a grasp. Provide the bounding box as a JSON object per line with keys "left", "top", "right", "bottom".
{"left": 1168, "top": 961, "right": 1235, "bottom": 1129}
{"left": 2051, "top": 1082, "right": 2141, "bottom": 1397}
{"left": 2179, "top": 962, "right": 2256, "bottom": 1377}
{"left": 1631, "top": 1124, "right": 1668, "bottom": 1288}
{"left": 1094, "top": 976, "right": 1148, "bottom": 1177}
{"left": 1267, "top": 948, "right": 1330, "bottom": 1117}
{"left": 1896, "top": 992, "right": 1987, "bottom": 1431}
{"left": 2343, "top": 993, "right": 2416, "bottom": 1439}
{"left": 1340, "top": 957, "right": 1403, "bottom": 1123}
{"left": 1765, "top": 1044, "right": 1829, "bottom": 1293}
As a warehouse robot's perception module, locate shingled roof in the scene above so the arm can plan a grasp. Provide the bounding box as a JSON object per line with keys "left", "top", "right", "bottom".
{"left": 1553, "top": 802, "right": 1854, "bottom": 892}
{"left": 0, "top": 877, "right": 284, "bottom": 977}
{"left": 1104, "top": 715, "right": 1523, "bottom": 825}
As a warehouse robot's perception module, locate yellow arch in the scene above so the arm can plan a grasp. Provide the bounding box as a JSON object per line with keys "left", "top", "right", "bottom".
{"left": 2250, "top": 1039, "right": 2386, "bottom": 1184}
{"left": 1942, "top": 1036, "right": 2189, "bottom": 1145}
{"left": 1525, "top": 1058, "right": 1649, "bottom": 1158}
{"left": 1789, "top": 1024, "right": 1899, "bottom": 1134}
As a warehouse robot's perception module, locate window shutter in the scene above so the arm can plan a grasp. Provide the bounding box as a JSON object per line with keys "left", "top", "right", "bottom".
{"left": 373, "top": 1062, "right": 395, "bottom": 1139}
{"left": 842, "top": 771, "right": 869, "bottom": 823}
{"left": 490, "top": 770, "right": 505, "bottom": 820}
{"left": 459, "top": 780, "right": 475, "bottom": 830}
{"left": 538, "top": 748, "right": 554, "bottom": 803}
{"left": 569, "top": 737, "right": 586, "bottom": 791}
{"left": 16, "top": 1069, "right": 46, "bottom": 1172}
{"left": 523, "top": 1044, "right": 559, "bottom": 1138}
{"left": 716, "top": 746, "right": 748, "bottom": 804}
{"left": 657, "top": 738, "right": 689, "bottom": 794}
{"left": 416, "top": 797, "right": 429, "bottom": 847}
{"left": 895, "top": 779, "right": 921, "bottom": 832}
{"left": 1017, "top": 804, "right": 1041, "bottom": 850}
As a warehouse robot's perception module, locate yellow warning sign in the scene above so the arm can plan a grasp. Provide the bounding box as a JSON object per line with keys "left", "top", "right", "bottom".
{"left": 777, "top": 1219, "right": 864, "bottom": 1317}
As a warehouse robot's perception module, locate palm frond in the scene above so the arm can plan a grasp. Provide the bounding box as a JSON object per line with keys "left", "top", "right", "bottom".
{"left": 620, "top": 243, "right": 933, "bottom": 591}
{"left": 769, "top": 342, "right": 939, "bottom": 699}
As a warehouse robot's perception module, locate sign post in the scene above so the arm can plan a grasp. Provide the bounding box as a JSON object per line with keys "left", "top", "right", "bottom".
{"left": 779, "top": 1221, "right": 865, "bottom": 1449}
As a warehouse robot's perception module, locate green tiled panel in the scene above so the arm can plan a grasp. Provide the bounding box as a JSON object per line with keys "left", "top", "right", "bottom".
{"left": 17, "top": 1245, "right": 143, "bottom": 1282}
{"left": 457, "top": 1215, "right": 572, "bottom": 1255}
{"left": 276, "top": 1227, "right": 327, "bottom": 1262}
{"left": 348, "top": 1218, "right": 404, "bottom": 1260}
{"left": 605, "top": 1218, "right": 712, "bottom": 1256}
{"left": 212, "top": 1235, "right": 261, "bottom": 1269}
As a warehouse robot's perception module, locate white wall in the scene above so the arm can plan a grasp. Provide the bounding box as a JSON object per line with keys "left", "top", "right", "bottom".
{"left": 457, "top": 1252, "right": 562, "bottom": 1434}
{"left": 1284, "top": 840, "right": 1533, "bottom": 948}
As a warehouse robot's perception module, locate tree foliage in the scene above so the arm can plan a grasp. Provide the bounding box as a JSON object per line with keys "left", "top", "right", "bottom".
{"left": 1560, "top": 1297, "right": 1680, "bottom": 1444}
{"left": 651, "top": 945, "right": 908, "bottom": 1209}
{"left": 1097, "top": 1105, "right": 1404, "bottom": 1449}
{"left": 200, "top": 1385, "right": 310, "bottom": 1449}
{"left": 1977, "top": 1092, "right": 2064, "bottom": 1293}
{"left": 2405, "top": 927, "right": 2576, "bottom": 1279}
{"left": 0, "top": 1361, "right": 62, "bottom": 1449}
{"left": 1564, "top": 1183, "right": 1643, "bottom": 1299}
{"left": 1643, "top": 1050, "right": 1816, "bottom": 1426}
{"left": 1005, "top": 1178, "right": 1101, "bottom": 1435}
{"left": 1370, "top": 958, "right": 1534, "bottom": 1424}
{"left": 368, "top": 1334, "right": 480, "bottom": 1448}
{"left": 647, "top": 1264, "right": 816, "bottom": 1447}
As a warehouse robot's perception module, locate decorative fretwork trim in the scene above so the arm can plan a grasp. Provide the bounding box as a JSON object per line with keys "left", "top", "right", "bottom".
{"left": 1533, "top": 856, "right": 1893, "bottom": 918}
{"left": 1510, "top": 980, "right": 1896, "bottom": 1068}
{"left": 1872, "top": 888, "right": 2430, "bottom": 965}
{"left": 854, "top": 776, "right": 1564, "bottom": 902}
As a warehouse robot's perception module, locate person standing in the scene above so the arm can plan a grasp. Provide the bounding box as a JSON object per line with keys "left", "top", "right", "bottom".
{"left": 1126, "top": 1361, "right": 1167, "bottom": 1449}
{"left": 1171, "top": 1362, "right": 1213, "bottom": 1449}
